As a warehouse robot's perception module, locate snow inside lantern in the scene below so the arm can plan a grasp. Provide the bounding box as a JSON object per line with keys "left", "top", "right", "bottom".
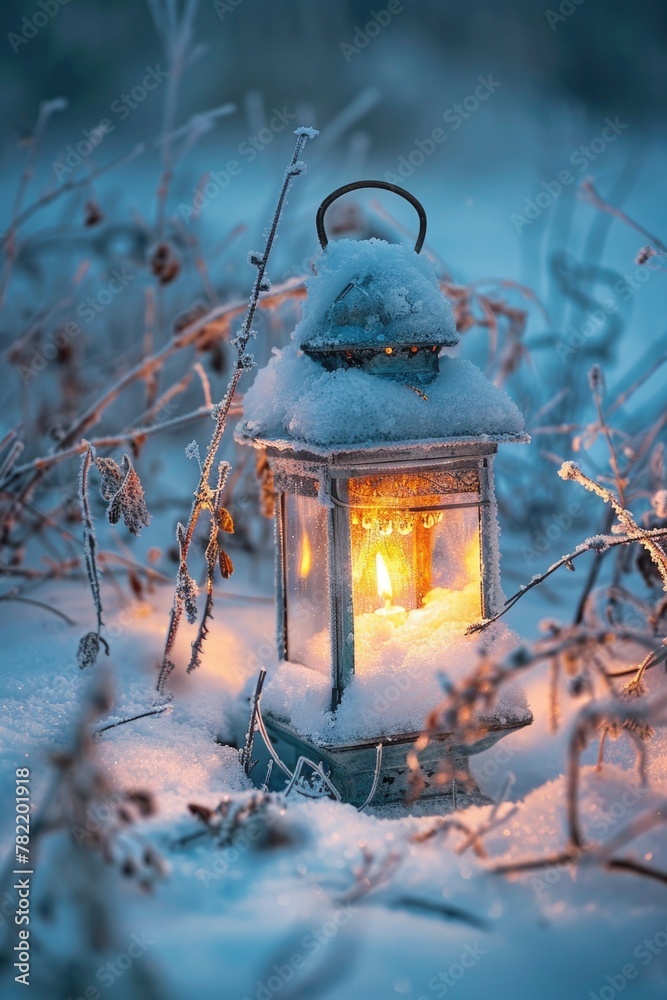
{"left": 235, "top": 181, "right": 532, "bottom": 805}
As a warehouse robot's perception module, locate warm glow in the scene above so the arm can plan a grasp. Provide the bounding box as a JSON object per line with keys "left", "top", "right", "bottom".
{"left": 376, "top": 551, "right": 393, "bottom": 603}
{"left": 299, "top": 529, "right": 312, "bottom": 579}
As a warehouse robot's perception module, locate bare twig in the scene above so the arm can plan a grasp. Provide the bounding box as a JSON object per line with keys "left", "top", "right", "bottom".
{"left": 158, "top": 127, "right": 318, "bottom": 691}
{"left": 77, "top": 443, "right": 109, "bottom": 668}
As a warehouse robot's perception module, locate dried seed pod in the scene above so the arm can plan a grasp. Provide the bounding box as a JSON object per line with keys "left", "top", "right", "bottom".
{"left": 150, "top": 241, "right": 181, "bottom": 285}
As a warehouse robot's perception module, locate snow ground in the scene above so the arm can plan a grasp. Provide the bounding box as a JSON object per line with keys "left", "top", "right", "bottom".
{"left": 1, "top": 552, "right": 666, "bottom": 1000}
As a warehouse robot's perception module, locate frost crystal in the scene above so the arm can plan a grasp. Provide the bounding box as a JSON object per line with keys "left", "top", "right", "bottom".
{"left": 177, "top": 564, "right": 199, "bottom": 624}
{"left": 558, "top": 461, "right": 579, "bottom": 482}
{"left": 294, "top": 126, "right": 319, "bottom": 139}
{"left": 95, "top": 456, "right": 124, "bottom": 500}
{"left": 635, "top": 245, "right": 657, "bottom": 265}
{"left": 285, "top": 160, "right": 307, "bottom": 178}
{"left": 185, "top": 440, "right": 200, "bottom": 462}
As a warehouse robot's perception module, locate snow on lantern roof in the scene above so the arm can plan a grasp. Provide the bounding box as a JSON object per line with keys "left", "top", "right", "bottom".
{"left": 236, "top": 226, "right": 527, "bottom": 456}
{"left": 235, "top": 346, "right": 528, "bottom": 455}
{"left": 295, "top": 238, "right": 459, "bottom": 353}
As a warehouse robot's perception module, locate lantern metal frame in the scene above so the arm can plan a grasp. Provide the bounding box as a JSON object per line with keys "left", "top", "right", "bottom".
{"left": 244, "top": 436, "right": 527, "bottom": 807}
{"left": 270, "top": 440, "right": 502, "bottom": 712}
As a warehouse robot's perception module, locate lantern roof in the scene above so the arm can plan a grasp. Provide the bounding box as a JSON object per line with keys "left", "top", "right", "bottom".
{"left": 236, "top": 202, "right": 527, "bottom": 457}
{"left": 295, "top": 238, "right": 459, "bottom": 356}
{"left": 235, "top": 345, "right": 528, "bottom": 456}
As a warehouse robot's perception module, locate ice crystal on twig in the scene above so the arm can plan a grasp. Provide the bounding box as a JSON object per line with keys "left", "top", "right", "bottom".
{"left": 294, "top": 126, "right": 319, "bottom": 139}
{"left": 185, "top": 440, "right": 201, "bottom": 468}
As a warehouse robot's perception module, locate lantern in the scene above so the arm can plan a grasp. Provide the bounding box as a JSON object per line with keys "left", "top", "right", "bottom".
{"left": 235, "top": 181, "right": 531, "bottom": 805}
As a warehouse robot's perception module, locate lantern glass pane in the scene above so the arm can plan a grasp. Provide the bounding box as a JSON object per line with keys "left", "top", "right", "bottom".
{"left": 283, "top": 487, "right": 330, "bottom": 675}
{"left": 347, "top": 469, "right": 483, "bottom": 672}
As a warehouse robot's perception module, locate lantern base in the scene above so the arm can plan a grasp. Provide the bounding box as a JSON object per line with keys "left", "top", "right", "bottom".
{"left": 248, "top": 712, "right": 531, "bottom": 808}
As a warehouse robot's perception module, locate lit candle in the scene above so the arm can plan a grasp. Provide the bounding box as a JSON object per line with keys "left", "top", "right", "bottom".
{"left": 374, "top": 552, "right": 407, "bottom": 623}
{"left": 298, "top": 529, "right": 312, "bottom": 579}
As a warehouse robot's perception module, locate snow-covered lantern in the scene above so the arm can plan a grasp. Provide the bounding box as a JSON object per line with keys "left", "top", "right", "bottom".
{"left": 236, "top": 182, "right": 530, "bottom": 805}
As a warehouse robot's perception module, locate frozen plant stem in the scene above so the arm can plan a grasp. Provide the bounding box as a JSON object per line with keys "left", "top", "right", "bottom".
{"left": 158, "top": 127, "right": 318, "bottom": 692}
{"left": 77, "top": 444, "right": 109, "bottom": 668}
{"left": 0, "top": 280, "right": 304, "bottom": 492}
{"left": 468, "top": 526, "right": 667, "bottom": 633}
{"left": 559, "top": 461, "right": 667, "bottom": 590}
{"left": 0, "top": 98, "right": 67, "bottom": 316}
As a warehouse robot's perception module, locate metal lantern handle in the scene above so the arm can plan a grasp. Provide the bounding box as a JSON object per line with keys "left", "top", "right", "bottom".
{"left": 315, "top": 180, "right": 427, "bottom": 253}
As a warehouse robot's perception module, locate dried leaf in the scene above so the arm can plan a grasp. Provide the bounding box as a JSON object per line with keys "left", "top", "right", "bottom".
{"left": 96, "top": 454, "right": 151, "bottom": 536}
{"left": 217, "top": 507, "right": 234, "bottom": 533}
{"left": 219, "top": 549, "right": 234, "bottom": 579}
{"left": 77, "top": 631, "right": 101, "bottom": 670}
{"left": 95, "top": 456, "right": 123, "bottom": 501}
{"left": 150, "top": 241, "right": 181, "bottom": 285}
{"left": 128, "top": 570, "right": 143, "bottom": 598}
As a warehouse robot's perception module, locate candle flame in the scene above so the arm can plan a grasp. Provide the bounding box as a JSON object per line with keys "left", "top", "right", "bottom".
{"left": 376, "top": 551, "right": 392, "bottom": 601}
{"left": 299, "top": 530, "right": 312, "bottom": 579}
